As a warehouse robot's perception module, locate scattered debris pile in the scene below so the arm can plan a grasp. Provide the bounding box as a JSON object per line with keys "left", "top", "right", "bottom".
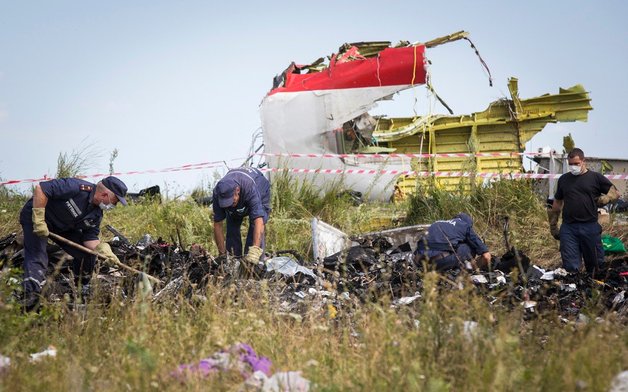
{"left": 1, "top": 228, "right": 626, "bottom": 321}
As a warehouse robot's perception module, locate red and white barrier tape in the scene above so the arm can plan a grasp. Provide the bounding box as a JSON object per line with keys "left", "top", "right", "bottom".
{"left": 0, "top": 161, "right": 228, "bottom": 186}
{"left": 4, "top": 159, "right": 627, "bottom": 187}
{"left": 260, "top": 167, "right": 628, "bottom": 180}
{"left": 257, "top": 151, "right": 549, "bottom": 159}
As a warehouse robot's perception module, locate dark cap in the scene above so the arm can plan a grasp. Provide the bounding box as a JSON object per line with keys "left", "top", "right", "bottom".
{"left": 455, "top": 213, "right": 473, "bottom": 226}
{"left": 215, "top": 178, "right": 237, "bottom": 208}
{"left": 101, "top": 176, "right": 128, "bottom": 206}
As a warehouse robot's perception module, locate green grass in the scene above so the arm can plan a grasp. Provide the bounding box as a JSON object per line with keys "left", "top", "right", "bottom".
{"left": 0, "top": 176, "right": 627, "bottom": 391}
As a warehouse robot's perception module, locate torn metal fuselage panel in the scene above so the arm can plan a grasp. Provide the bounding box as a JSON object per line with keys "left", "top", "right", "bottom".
{"left": 260, "top": 33, "right": 592, "bottom": 200}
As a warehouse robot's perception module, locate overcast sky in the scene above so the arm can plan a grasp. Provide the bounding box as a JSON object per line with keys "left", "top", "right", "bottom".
{"left": 1, "top": 1, "right": 626, "bottom": 195}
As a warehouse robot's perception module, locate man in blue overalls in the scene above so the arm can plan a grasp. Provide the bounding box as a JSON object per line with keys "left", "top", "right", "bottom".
{"left": 212, "top": 167, "right": 271, "bottom": 270}
{"left": 414, "top": 213, "right": 492, "bottom": 271}
{"left": 19, "top": 176, "right": 128, "bottom": 310}
{"left": 548, "top": 148, "right": 619, "bottom": 274}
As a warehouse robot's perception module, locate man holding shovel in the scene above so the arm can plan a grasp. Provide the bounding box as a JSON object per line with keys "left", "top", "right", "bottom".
{"left": 18, "top": 176, "right": 128, "bottom": 311}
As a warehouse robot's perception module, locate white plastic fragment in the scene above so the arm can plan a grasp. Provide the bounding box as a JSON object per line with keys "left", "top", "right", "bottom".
{"left": 0, "top": 354, "right": 10, "bottom": 370}
{"left": 471, "top": 275, "right": 488, "bottom": 284}
{"left": 392, "top": 294, "right": 421, "bottom": 306}
{"left": 612, "top": 291, "right": 625, "bottom": 306}
{"left": 263, "top": 371, "right": 311, "bottom": 392}
{"left": 609, "top": 370, "right": 628, "bottom": 392}
{"left": 462, "top": 321, "right": 478, "bottom": 340}
{"left": 266, "top": 257, "right": 317, "bottom": 280}
{"left": 29, "top": 346, "right": 57, "bottom": 363}
{"left": 527, "top": 265, "right": 545, "bottom": 280}
{"left": 552, "top": 268, "right": 568, "bottom": 277}
{"left": 561, "top": 283, "right": 577, "bottom": 292}
{"left": 246, "top": 370, "right": 311, "bottom": 392}
{"left": 540, "top": 271, "right": 554, "bottom": 280}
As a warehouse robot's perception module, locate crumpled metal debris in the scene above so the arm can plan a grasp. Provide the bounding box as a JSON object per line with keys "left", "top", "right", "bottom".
{"left": 1, "top": 229, "right": 626, "bottom": 322}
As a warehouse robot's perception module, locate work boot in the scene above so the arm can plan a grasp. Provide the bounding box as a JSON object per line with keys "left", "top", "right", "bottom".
{"left": 15, "top": 290, "right": 41, "bottom": 313}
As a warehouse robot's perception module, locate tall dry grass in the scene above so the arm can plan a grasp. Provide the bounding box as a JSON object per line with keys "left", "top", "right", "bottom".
{"left": 0, "top": 172, "right": 626, "bottom": 390}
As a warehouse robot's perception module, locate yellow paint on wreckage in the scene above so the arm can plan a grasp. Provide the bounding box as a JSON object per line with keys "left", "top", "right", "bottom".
{"left": 371, "top": 78, "right": 592, "bottom": 196}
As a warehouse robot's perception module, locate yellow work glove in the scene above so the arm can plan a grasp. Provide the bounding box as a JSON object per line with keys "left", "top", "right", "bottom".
{"left": 32, "top": 207, "right": 49, "bottom": 237}
{"left": 243, "top": 246, "right": 263, "bottom": 264}
{"left": 95, "top": 242, "right": 120, "bottom": 264}
{"left": 239, "top": 246, "right": 263, "bottom": 279}
{"left": 596, "top": 194, "right": 611, "bottom": 206}
{"left": 547, "top": 209, "right": 560, "bottom": 240}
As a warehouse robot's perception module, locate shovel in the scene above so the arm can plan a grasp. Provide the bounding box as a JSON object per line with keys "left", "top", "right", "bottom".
{"left": 48, "top": 232, "right": 161, "bottom": 285}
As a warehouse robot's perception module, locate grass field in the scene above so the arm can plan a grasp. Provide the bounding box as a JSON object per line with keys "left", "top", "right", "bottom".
{"left": 0, "top": 175, "right": 627, "bottom": 391}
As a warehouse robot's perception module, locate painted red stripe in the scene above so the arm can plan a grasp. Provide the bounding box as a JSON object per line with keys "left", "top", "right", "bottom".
{"left": 269, "top": 45, "right": 426, "bottom": 95}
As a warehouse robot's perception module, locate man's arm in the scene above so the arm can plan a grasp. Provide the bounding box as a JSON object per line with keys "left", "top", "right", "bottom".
{"left": 597, "top": 185, "right": 620, "bottom": 206}
{"left": 33, "top": 185, "right": 48, "bottom": 208}
{"left": 547, "top": 199, "right": 563, "bottom": 240}
{"left": 31, "top": 185, "right": 50, "bottom": 237}
{"left": 250, "top": 217, "right": 264, "bottom": 248}
{"left": 83, "top": 239, "right": 100, "bottom": 250}
{"left": 213, "top": 220, "right": 226, "bottom": 255}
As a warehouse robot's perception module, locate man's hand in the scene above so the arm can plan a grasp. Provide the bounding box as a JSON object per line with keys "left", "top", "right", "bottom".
{"left": 243, "top": 246, "right": 263, "bottom": 264}
{"left": 214, "top": 253, "right": 228, "bottom": 264}
{"left": 481, "top": 252, "right": 491, "bottom": 266}
{"left": 596, "top": 194, "right": 611, "bottom": 206}
{"left": 32, "top": 208, "right": 49, "bottom": 237}
{"left": 547, "top": 209, "right": 560, "bottom": 240}
{"left": 95, "top": 242, "right": 120, "bottom": 264}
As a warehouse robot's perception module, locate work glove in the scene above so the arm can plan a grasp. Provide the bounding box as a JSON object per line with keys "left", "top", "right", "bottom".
{"left": 95, "top": 242, "right": 121, "bottom": 264}
{"left": 596, "top": 194, "right": 611, "bottom": 206}
{"left": 239, "top": 246, "right": 263, "bottom": 279}
{"left": 547, "top": 209, "right": 560, "bottom": 240}
{"left": 243, "top": 245, "right": 263, "bottom": 265}
{"left": 32, "top": 207, "right": 49, "bottom": 237}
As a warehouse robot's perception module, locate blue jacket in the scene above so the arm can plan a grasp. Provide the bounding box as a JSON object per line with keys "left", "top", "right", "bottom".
{"left": 20, "top": 178, "right": 103, "bottom": 241}
{"left": 212, "top": 167, "right": 271, "bottom": 223}
{"left": 417, "top": 213, "right": 489, "bottom": 255}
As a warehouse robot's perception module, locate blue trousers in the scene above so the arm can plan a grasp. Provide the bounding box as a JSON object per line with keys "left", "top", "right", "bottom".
{"left": 226, "top": 214, "right": 266, "bottom": 257}
{"left": 21, "top": 220, "right": 96, "bottom": 295}
{"left": 415, "top": 243, "right": 474, "bottom": 271}
{"left": 559, "top": 221, "right": 604, "bottom": 273}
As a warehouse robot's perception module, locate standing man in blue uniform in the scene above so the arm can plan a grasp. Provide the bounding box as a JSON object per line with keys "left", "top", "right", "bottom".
{"left": 19, "top": 176, "right": 128, "bottom": 310}
{"left": 414, "top": 213, "right": 491, "bottom": 271}
{"left": 547, "top": 148, "right": 619, "bottom": 274}
{"left": 212, "top": 167, "right": 271, "bottom": 269}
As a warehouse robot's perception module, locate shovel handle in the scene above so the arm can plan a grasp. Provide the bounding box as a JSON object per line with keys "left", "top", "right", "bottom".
{"left": 48, "top": 232, "right": 161, "bottom": 284}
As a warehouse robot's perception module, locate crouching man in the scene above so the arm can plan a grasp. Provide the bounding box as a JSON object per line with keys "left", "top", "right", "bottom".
{"left": 212, "top": 167, "right": 271, "bottom": 275}
{"left": 19, "top": 176, "right": 127, "bottom": 311}
{"left": 414, "top": 213, "right": 491, "bottom": 271}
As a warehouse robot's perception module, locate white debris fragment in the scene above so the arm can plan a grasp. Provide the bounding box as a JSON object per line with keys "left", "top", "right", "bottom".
{"left": 540, "top": 271, "right": 555, "bottom": 280}
{"left": 245, "top": 370, "right": 311, "bottom": 392}
{"left": 612, "top": 291, "right": 625, "bottom": 307}
{"left": 471, "top": 275, "right": 488, "bottom": 284}
{"left": 0, "top": 354, "right": 10, "bottom": 371}
{"left": 29, "top": 346, "right": 57, "bottom": 363}
{"left": 609, "top": 370, "right": 628, "bottom": 392}
{"left": 462, "top": 320, "right": 479, "bottom": 340}
{"left": 392, "top": 294, "right": 421, "bottom": 307}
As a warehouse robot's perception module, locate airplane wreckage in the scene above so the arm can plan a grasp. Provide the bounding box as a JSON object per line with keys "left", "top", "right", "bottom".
{"left": 259, "top": 31, "right": 592, "bottom": 200}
